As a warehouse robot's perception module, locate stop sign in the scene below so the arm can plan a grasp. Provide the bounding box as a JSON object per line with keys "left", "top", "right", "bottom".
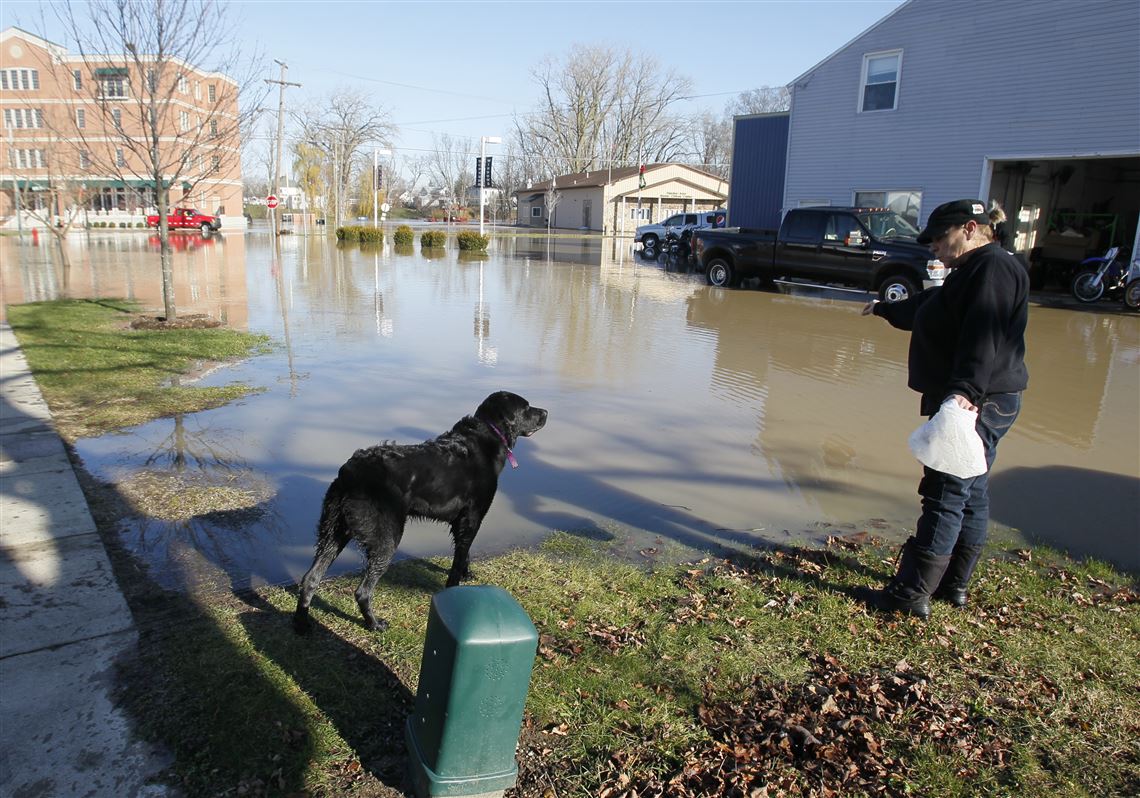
{"left": 266, "top": 195, "right": 279, "bottom": 209}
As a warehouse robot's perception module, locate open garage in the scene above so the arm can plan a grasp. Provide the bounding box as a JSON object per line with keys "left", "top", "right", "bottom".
{"left": 989, "top": 155, "right": 1140, "bottom": 288}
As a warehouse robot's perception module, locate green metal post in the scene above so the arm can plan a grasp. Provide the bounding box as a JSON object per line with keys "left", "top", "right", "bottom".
{"left": 406, "top": 585, "right": 538, "bottom": 797}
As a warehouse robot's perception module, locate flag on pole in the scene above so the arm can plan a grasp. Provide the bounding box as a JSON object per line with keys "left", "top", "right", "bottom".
{"left": 638, "top": 164, "right": 646, "bottom": 189}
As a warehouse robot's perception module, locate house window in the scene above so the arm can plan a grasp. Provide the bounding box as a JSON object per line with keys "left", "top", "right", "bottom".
{"left": 860, "top": 51, "right": 901, "bottom": 112}
{"left": 531, "top": 206, "right": 541, "bottom": 218}
{"left": 630, "top": 207, "right": 650, "bottom": 220}
{"left": 116, "top": 148, "right": 126, "bottom": 167}
{"left": 208, "top": 83, "right": 216, "bottom": 103}
{"left": 73, "top": 69, "right": 82, "bottom": 90}
{"left": 854, "top": 189, "right": 922, "bottom": 227}
{"left": 76, "top": 108, "right": 85, "bottom": 128}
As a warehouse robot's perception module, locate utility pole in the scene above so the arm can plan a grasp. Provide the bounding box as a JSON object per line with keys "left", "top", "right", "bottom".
{"left": 265, "top": 60, "right": 301, "bottom": 238}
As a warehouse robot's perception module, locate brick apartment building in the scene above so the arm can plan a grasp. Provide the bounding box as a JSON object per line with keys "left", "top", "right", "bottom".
{"left": 0, "top": 27, "right": 243, "bottom": 230}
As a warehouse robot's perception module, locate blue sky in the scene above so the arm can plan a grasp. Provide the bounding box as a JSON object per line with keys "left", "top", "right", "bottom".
{"left": 5, "top": 0, "right": 905, "bottom": 169}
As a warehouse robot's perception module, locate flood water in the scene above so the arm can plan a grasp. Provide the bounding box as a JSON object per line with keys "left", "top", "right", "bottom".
{"left": 2, "top": 229, "right": 1138, "bottom": 592}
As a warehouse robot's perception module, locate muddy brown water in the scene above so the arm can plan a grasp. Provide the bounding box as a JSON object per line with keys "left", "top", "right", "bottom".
{"left": 2, "top": 230, "right": 1137, "bottom": 592}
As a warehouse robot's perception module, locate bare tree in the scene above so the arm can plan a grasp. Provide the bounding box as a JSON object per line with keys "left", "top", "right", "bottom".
{"left": 514, "top": 45, "right": 693, "bottom": 179}
{"left": 5, "top": 138, "right": 85, "bottom": 269}
{"left": 687, "top": 111, "right": 732, "bottom": 178}
{"left": 47, "top": 0, "right": 264, "bottom": 320}
{"left": 294, "top": 87, "right": 394, "bottom": 228}
{"left": 426, "top": 133, "right": 473, "bottom": 219}
{"left": 726, "top": 86, "right": 791, "bottom": 116}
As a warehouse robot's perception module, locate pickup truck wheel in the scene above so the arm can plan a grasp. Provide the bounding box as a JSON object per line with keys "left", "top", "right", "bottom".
{"left": 200, "top": 223, "right": 212, "bottom": 236}
{"left": 642, "top": 233, "right": 659, "bottom": 249}
{"left": 706, "top": 258, "right": 738, "bottom": 288}
{"left": 879, "top": 274, "right": 917, "bottom": 302}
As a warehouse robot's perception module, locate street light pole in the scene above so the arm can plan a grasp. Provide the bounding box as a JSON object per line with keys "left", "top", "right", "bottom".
{"left": 373, "top": 147, "right": 391, "bottom": 228}
{"left": 479, "top": 135, "right": 501, "bottom": 237}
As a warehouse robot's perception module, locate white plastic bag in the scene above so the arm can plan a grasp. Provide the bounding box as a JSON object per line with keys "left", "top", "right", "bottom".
{"left": 907, "top": 398, "right": 987, "bottom": 478}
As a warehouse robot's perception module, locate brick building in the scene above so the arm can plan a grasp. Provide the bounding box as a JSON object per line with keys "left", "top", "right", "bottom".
{"left": 0, "top": 27, "right": 243, "bottom": 230}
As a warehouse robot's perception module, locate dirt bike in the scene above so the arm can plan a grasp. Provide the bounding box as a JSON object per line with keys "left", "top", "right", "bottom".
{"left": 1070, "top": 246, "right": 1130, "bottom": 303}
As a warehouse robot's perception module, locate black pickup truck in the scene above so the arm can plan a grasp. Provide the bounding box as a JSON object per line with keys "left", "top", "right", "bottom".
{"left": 692, "top": 206, "right": 932, "bottom": 301}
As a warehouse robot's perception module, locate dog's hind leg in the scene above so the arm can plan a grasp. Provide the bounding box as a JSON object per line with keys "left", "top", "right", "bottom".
{"left": 354, "top": 511, "right": 402, "bottom": 632}
{"left": 293, "top": 488, "right": 351, "bottom": 635}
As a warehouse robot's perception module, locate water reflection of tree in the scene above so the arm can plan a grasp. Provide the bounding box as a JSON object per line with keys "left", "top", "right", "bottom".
{"left": 119, "top": 409, "right": 286, "bottom": 594}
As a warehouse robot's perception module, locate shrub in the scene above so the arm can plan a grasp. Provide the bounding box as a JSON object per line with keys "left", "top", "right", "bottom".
{"left": 393, "top": 225, "right": 414, "bottom": 246}
{"left": 336, "top": 225, "right": 361, "bottom": 242}
{"left": 456, "top": 231, "right": 489, "bottom": 251}
{"left": 119, "top": 222, "right": 128, "bottom": 229}
{"left": 358, "top": 226, "right": 383, "bottom": 244}
{"left": 136, "top": 222, "right": 145, "bottom": 228}
{"left": 420, "top": 230, "right": 446, "bottom": 248}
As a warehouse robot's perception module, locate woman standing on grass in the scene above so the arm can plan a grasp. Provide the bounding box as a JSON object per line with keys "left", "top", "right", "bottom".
{"left": 861, "top": 199, "right": 1029, "bottom": 619}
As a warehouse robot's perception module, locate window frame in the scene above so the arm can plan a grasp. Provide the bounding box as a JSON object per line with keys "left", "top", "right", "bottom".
{"left": 530, "top": 206, "right": 542, "bottom": 218}
{"left": 76, "top": 108, "right": 86, "bottom": 129}
{"left": 73, "top": 69, "right": 82, "bottom": 91}
{"left": 853, "top": 189, "right": 923, "bottom": 228}
{"left": 858, "top": 49, "right": 902, "bottom": 113}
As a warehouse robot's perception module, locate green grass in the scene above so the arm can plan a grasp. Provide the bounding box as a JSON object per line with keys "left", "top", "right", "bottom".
{"left": 6, "top": 299, "right": 271, "bottom": 438}
{"left": 98, "top": 528, "right": 1139, "bottom": 797}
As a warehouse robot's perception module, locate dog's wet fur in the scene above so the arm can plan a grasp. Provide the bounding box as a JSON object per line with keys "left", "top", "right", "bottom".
{"left": 293, "top": 391, "right": 548, "bottom": 633}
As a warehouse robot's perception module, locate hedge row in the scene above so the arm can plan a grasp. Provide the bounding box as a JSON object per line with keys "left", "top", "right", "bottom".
{"left": 335, "top": 225, "right": 383, "bottom": 243}
{"left": 456, "top": 231, "right": 489, "bottom": 251}
{"left": 88, "top": 221, "right": 146, "bottom": 228}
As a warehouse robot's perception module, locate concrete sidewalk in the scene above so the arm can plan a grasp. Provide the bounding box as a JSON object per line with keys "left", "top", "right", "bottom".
{"left": 0, "top": 323, "right": 171, "bottom": 797}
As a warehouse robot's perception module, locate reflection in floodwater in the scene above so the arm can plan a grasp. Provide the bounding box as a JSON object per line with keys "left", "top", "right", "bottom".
{"left": 2, "top": 231, "right": 1136, "bottom": 593}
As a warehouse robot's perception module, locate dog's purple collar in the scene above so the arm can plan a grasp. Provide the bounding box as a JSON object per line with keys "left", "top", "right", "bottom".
{"left": 480, "top": 419, "right": 518, "bottom": 469}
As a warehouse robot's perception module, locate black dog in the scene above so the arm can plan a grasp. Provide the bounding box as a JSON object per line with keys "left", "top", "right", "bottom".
{"left": 293, "top": 391, "right": 547, "bottom": 633}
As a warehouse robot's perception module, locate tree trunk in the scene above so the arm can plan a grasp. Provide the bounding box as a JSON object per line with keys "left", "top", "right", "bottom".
{"left": 157, "top": 186, "right": 176, "bottom": 320}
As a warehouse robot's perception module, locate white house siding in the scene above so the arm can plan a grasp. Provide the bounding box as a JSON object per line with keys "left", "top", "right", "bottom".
{"left": 784, "top": 0, "right": 1140, "bottom": 225}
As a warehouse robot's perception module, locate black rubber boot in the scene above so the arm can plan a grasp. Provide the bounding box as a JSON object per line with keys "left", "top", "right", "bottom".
{"left": 932, "top": 543, "right": 985, "bottom": 607}
{"left": 866, "top": 537, "right": 951, "bottom": 620}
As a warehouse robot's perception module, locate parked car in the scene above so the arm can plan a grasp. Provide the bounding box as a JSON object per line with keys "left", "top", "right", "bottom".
{"left": 692, "top": 206, "right": 930, "bottom": 301}
{"left": 145, "top": 207, "right": 221, "bottom": 234}
{"left": 636, "top": 209, "right": 727, "bottom": 249}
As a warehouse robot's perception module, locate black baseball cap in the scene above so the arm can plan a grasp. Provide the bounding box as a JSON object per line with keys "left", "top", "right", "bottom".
{"left": 917, "top": 199, "right": 991, "bottom": 244}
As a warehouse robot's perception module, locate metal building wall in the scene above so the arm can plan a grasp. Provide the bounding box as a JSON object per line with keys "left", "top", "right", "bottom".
{"left": 726, "top": 113, "right": 789, "bottom": 230}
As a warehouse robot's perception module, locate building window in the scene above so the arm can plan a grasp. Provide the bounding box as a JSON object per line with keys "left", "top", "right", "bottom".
{"left": 80, "top": 150, "right": 90, "bottom": 169}
{"left": 211, "top": 155, "right": 220, "bottom": 172}
{"left": 2, "top": 108, "right": 44, "bottom": 129}
{"left": 112, "top": 108, "right": 123, "bottom": 129}
{"left": 859, "top": 51, "right": 901, "bottom": 112}
{"left": 629, "top": 207, "right": 650, "bottom": 220}
{"left": 146, "top": 69, "right": 157, "bottom": 92}
{"left": 208, "top": 83, "right": 216, "bottom": 103}
{"left": 854, "top": 190, "right": 922, "bottom": 227}
{"left": 76, "top": 108, "right": 86, "bottom": 129}
{"left": 209, "top": 119, "right": 218, "bottom": 137}
{"left": 116, "top": 148, "right": 126, "bottom": 167}
{"left": 178, "top": 74, "right": 188, "bottom": 93}
{"left": 73, "top": 69, "right": 82, "bottom": 90}
{"left": 1, "top": 69, "right": 40, "bottom": 91}
{"left": 180, "top": 111, "right": 189, "bottom": 132}
{"left": 531, "top": 206, "right": 542, "bottom": 218}
{"left": 100, "top": 75, "right": 127, "bottom": 98}
{"left": 194, "top": 81, "right": 201, "bottom": 100}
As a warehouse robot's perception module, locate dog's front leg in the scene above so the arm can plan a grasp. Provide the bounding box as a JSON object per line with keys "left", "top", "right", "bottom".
{"left": 446, "top": 520, "right": 477, "bottom": 587}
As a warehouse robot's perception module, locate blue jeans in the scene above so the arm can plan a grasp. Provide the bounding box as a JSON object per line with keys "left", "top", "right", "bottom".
{"left": 914, "top": 392, "right": 1021, "bottom": 555}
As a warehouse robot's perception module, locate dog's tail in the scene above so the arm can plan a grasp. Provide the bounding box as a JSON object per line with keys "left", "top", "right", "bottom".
{"left": 315, "top": 476, "right": 349, "bottom": 545}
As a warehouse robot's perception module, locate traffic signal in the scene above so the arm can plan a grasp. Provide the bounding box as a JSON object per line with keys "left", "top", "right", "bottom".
{"left": 483, "top": 156, "right": 493, "bottom": 189}
{"left": 375, "top": 165, "right": 383, "bottom": 189}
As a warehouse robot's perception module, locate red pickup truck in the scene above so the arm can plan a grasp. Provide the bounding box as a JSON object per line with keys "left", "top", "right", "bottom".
{"left": 145, "top": 207, "right": 221, "bottom": 234}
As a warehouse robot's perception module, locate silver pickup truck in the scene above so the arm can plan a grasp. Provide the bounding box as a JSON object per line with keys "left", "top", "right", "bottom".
{"left": 635, "top": 209, "right": 727, "bottom": 249}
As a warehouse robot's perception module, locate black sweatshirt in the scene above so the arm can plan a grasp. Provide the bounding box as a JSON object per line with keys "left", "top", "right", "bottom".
{"left": 873, "top": 243, "right": 1028, "bottom": 414}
